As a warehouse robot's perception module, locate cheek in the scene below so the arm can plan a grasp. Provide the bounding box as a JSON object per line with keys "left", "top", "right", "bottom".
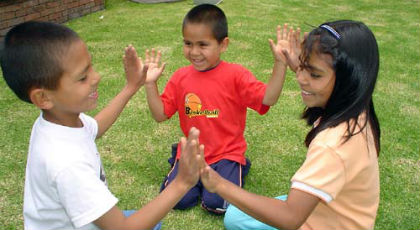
{"left": 322, "top": 78, "right": 336, "bottom": 100}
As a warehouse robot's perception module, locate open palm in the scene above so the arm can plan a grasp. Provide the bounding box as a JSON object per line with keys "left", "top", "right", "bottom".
{"left": 269, "top": 24, "right": 291, "bottom": 64}
{"left": 123, "top": 45, "right": 148, "bottom": 91}
{"left": 145, "top": 49, "right": 165, "bottom": 83}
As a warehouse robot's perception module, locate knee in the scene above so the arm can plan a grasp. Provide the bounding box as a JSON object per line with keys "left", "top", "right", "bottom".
{"left": 202, "top": 196, "right": 224, "bottom": 210}
{"left": 224, "top": 205, "right": 241, "bottom": 230}
{"left": 173, "top": 194, "right": 198, "bottom": 210}
{"left": 202, "top": 193, "right": 227, "bottom": 214}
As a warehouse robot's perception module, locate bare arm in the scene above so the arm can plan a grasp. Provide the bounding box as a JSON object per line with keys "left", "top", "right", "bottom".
{"left": 145, "top": 83, "right": 167, "bottom": 122}
{"left": 95, "top": 45, "right": 147, "bottom": 138}
{"left": 263, "top": 24, "right": 290, "bottom": 106}
{"left": 199, "top": 158, "right": 320, "bottom": 230}
{"left": 144, "top": 49, "right": 168, "bottom": 122}
{"left": 94, "top": 128, "right": 203, "bottom": 229}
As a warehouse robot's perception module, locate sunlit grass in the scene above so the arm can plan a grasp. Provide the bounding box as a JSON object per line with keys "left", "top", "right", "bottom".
{"left": 0, "top": 0, "right": 419, "bottom": 229}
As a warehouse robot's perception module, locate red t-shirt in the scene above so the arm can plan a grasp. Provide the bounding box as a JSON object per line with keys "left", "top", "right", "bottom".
{"left": 161, "top": 61, "right": 269, "bottom": 165}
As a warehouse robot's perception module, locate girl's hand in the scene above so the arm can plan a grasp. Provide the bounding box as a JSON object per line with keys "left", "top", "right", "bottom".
{"left": 287, "top": 28, "right": 303, "bottom": 72}
{"left": 123, "top": 45, "right": 148, "bottom": 92}
{"left": 198, "top": 146, "right": 222, "bottom": 193}
{"left": 145, "top": 49, "right": 166, "bottom": 84}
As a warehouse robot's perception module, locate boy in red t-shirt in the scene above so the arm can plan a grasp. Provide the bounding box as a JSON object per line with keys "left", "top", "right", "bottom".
{"left": 130, "top": 4, "right": 291, "bottom": 214}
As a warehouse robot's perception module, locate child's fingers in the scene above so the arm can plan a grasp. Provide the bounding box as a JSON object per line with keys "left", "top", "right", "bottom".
{"left": 142, "top": 63, "right": 149, "bottom": 75}
{"left": 268, "top": 39, "right": 275, "bottom": 52}
{"left": 282, "top": 23, "right": 288, "bottom": 40}
{"left": 296, "top": 28, "right": 301, "bottom": 43}
{"left": 159, "top": 62, "right": 166, "bottom": 73}
{"left": 156, "top": 50, "right": 162, "bottom": 64}
{"left": 276, "top": 25, "right": 282, "bottom": 42}
{"left": 187, "top": 127, "right": 200, "bottom": 143}
{"left": 151, "top": 48, "right": 156, "bottom": 62}
{"left": 199, "top": 145, "right": 207, "bottom": 169}
{"left": 179, "top": 136, "right": 187, "bottom": 155}
{"left": 145, "top": 49, "right": 150, "bottom": 63}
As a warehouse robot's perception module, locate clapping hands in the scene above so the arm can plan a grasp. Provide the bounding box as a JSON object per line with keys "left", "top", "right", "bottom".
{"left": 269, "top": 24, "right": 304, "bottom": 72}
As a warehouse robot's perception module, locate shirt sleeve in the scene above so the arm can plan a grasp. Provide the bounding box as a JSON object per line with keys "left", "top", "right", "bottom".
{"left": 291, "top": 143, "right": 345, "bottom": 202}
{"left": 79, "top": 113, "right": 98, "bottom": 140}
{"left": 160, "top": 77, "right": 179, "bottom": 119}
{"left": 55, "top": 162, "right": 118, "bottom": 228}
{"left": 235, "top": 66, "right": 269, "bottom": 115}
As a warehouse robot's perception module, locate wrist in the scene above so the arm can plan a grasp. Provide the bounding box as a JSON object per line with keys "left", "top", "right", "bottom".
{"left": 274, "top": 59, "right": 287, "bottom": 66}
{"left": 122, "top": 85, "right": 139, "bottom": 97}
{"left": 172, "top": 177, "right": 193, "bottom": 193}
{"left": 145, "top": 81, "right": 157, "bottom": 89}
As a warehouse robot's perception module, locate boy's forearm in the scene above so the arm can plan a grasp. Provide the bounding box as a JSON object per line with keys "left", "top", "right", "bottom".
{"left": 95, "top": 86, "right": 137, "bottom": 138}
{"left": 145, "top": 83, "right": 167, "bottom": 122}
{"left": 94, "top": 178, "right": 190, "bottom": 230}
{"left": 262, "top": 61, "right": 287, "bottom": 106}
{"left": 126, "top": 177, "right": 190, "bottom": 229}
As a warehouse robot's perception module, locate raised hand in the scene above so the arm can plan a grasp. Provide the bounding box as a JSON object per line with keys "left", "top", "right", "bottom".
{"left": 198, "top": 144, "right": 222, "bottom": 193}
{"left": 269, "top": 24, "right": 292, "bottom": 64}
{"left": 176, "top": 127, "right": 203, "bottom": 189}
{"left": 145, "top": 49, "right": 166, "bottom": 84}
{"left": 123, "top": 45, "right": 148, "bottom": 92}
{"left": 287, "top": 28, "right": 303, "bottom": 72}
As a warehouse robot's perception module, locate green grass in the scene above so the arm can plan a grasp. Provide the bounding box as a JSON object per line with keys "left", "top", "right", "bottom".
{"left": 1, "top": 0, "right": 419, "bottom": 229}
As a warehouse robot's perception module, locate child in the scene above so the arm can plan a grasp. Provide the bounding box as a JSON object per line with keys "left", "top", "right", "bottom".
{"left": 0, "top": 21, "right": 203, "bottom": 230}
{"left": 198, "top": 20, "right": 381, "bottom": 230}
{"left": 141, "top": 4, "right": 290, "bottom": 214}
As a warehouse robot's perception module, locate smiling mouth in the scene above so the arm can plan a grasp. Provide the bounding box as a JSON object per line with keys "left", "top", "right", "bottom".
{"left": 89, "top": 91, "right": 98, "bottom": 99}
{"left": 191, "top": 58, "right": 204, "bottom": 64}
{"left": 301, "top": 90, "right": 313, "bottom": 95}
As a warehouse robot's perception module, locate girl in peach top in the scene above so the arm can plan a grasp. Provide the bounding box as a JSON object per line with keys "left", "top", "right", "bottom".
{"left": 197, "top": 20, "right": 381, "bottom": 230}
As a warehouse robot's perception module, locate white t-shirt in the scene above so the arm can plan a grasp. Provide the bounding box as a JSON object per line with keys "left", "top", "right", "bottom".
{"left": 24, "top": 113, "right": 118, "bottom": 230}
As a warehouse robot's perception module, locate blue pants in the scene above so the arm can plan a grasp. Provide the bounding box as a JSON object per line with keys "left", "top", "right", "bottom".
{"left": 224, "top": 195, "right": 288, "bottom": 230}
{"left": 123, "top": 210, "right": 162, "bottom": 230}
{"left": 160, "top": 144, "right": 251, "bottom": 214}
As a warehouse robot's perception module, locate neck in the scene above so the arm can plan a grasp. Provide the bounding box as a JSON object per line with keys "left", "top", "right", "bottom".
{"left": 199, "top": 60, "right": 221, "bottom": 72}
{"left": 42, "top": 110, "right": 83, "bottom": 128}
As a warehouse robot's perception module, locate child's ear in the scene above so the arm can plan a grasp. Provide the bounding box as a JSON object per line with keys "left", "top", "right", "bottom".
{"left": 220, "top": 37, "right": 229, "bottom": 53}
{"left": 29, "top": 88, "right": 53, "bottom": 110}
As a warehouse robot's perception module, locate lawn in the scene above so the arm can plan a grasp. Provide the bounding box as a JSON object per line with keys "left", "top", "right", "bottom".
{"left": 0, "top": 0, "right": 419, "bottom": 229}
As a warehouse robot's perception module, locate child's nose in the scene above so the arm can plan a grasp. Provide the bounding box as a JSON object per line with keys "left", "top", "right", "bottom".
{"left": 296, "top": 70, "right": 308, "bottom": 85}
{"left": 191, "top": 45, "right": 200, "bottom": 55}
{"left": 91, "top": 71, "right": 101, "bottom": 85}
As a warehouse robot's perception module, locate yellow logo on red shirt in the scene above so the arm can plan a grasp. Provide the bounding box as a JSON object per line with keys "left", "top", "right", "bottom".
{"left": 185, "top": 93, "right": 219, "bottom": 118}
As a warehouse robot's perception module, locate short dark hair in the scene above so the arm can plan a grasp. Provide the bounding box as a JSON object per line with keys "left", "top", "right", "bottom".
{"left": 300, "top": 20, "right": 381, "bottom": 154}
{"left": 1, "top": 21, "right": 80, "bottom": 103}
{"left": 182, "top": 4, "right": 228, "bottom": 43}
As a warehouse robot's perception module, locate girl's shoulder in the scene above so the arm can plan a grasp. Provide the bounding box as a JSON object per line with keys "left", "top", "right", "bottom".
{"left": 310, "top": 113, "right": 376, "bottom": 159}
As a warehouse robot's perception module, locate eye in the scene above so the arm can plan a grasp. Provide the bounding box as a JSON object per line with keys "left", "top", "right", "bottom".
{"left": 310, "top": 72, "right": 321, "bottom": 78}
{"left": 184, "top": 41, "right": 191, "bottom": 46}
{"left": 79, "top": 76, "right": 87, "bottom": 82}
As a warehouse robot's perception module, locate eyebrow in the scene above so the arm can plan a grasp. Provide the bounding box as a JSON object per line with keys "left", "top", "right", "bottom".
{"left": 306, "top": 64, "right": 325, "bottom": 73}
{"left": 77, "top": 63, "right": 91, "bottom": 77}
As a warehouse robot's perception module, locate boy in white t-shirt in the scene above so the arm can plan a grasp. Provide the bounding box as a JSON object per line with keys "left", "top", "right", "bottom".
{"left": 1, "top": 21, "right": 203, "bottom": 230}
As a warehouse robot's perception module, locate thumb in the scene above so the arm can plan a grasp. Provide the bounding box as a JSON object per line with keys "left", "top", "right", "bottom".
{"left": 282, "top": 49, "right": 291, "bottom": 61}
{"left": 143, "top": 64, "right": 149, "bottom": 74}
{"left": 268, "top": 39, "right": 275, "bottom": 51}
{"left": 160, "top": 62, "right": 166, "bottom": 73}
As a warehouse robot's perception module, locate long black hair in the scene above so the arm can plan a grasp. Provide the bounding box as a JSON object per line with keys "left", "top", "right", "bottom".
{"left": 300, "top": 20, "right": 381, "bottom": 155}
